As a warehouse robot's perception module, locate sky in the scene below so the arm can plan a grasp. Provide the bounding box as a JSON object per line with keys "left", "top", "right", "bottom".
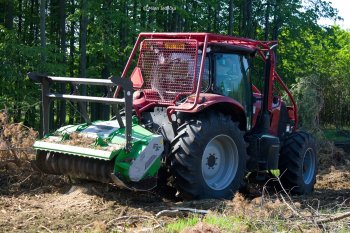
{"left": 318, "top": 0, "right": 350, "bottom": 29}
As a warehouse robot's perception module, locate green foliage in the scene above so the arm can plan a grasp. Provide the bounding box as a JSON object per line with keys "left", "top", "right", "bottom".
{"left": 279, "top": 25, "right": 350, "bottom": 128}
{"left": 269, "top": 169, "right": 280, "bottom": 177}
{"left": 0, "top": 0, "right": 349, "bottom": 129}
{"left": 204, "top": 214, "right": 243, "bottom": 231}
{"left": 323, "top": 128, "right": 350, "bottom": 142}
{"left": 165, "top": 215, "right": 200, "bottom": 232}
{"left": 163, "top": 213, "right": 301, "bottom": 232}
{"left": 164, "top": 214, "right": 244, "bottom": 233}
{"left": 290, "top": 75, "right": 324, "bottom": 130}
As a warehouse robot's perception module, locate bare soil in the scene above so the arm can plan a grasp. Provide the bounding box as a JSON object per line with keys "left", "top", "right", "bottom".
{"left": 1, "top": 112, "right": 349, "bottom": 232}
{"left": 2, "top": 156, "right": 349, "bottom": 233}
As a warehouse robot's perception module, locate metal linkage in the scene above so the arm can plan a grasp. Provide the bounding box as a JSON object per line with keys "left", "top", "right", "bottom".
{"left": 28, "top": 72, "right": 134, "bottom": 152}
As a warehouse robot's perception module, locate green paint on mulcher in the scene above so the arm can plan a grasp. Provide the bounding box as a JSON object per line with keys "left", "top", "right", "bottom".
{"left": 33, "top": 119, "right": 162, "bottom": 183}
{"left": 111, "top": 124, "right": 162, "bottom": 180}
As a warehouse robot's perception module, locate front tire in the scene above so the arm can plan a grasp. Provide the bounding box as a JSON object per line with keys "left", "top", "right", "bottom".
{"left": 279, "top": 131, "right": 318, "bottom": 194}
{"left": 170, "top": 112, "right": 246, "bottom": 199}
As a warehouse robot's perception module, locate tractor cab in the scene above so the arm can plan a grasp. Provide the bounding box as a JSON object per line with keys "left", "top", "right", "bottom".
{"left": 197, "top": 43, "right": 255, "bottom": 127}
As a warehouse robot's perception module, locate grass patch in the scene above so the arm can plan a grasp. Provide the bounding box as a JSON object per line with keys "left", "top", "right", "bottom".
{"left": 203, "top": 214, "right": 244, "bottom": 231}
{"left": 164, "top": 214, "right": 250, "bottom": 232}
{"left": 165, "top": 215, "right": 201, "bottom": 233}
{"left": 163, "top": 213, "right": 304, "bottom": 233}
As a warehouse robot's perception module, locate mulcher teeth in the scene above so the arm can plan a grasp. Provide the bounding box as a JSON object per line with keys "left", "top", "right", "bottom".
{"left": 36, "top": 151, "right": 114, "bottom": 183}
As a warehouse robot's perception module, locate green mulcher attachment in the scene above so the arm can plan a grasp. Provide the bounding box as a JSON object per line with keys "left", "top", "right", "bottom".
{"left": 29, "top": 73, "right": 164, "bottom": 190}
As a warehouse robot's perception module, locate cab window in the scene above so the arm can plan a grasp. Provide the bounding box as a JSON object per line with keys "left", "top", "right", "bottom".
{"left": 214, "top": 53, "right": 252, "bottom": 111}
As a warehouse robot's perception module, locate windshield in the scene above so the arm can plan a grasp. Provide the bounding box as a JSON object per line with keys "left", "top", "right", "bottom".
{"left": 214, "top": 53, "right": 252, "bottom": 111}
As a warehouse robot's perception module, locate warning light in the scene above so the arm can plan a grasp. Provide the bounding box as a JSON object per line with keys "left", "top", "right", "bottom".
{"left": 164, "top": 42, "right": 185, "bottom": 50}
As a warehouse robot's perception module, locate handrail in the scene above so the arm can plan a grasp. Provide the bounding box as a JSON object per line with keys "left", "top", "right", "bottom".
{"left": 28, "top": 72, "right": 134, "bottom": 152}
{"left": 166, "top": 34, "right": 209, "bottom": 119}
{"left": 273, "top": 71, "right": 298, "bottom": 129}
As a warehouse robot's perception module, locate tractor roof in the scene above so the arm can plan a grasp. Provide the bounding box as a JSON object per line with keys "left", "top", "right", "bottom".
{"left": 138, "top": 32, "right": 277, "bottom": 51}
{"left": 206, "top": 43, "right": 257, "bottom": 55}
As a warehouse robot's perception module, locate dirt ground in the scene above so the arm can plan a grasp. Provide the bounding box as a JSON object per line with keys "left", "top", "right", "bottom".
{"left": 1, "top": 150, "right": 349, "bottom": 233}
{"left": 0, "top": 113, "right": 349, "bottom": 232}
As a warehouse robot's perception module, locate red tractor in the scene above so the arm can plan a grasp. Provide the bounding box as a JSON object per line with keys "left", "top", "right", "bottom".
{"left": 29, "top": 33, "right": 317, "bottom": 199}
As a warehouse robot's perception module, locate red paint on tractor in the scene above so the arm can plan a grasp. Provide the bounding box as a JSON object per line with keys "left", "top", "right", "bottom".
{"left": 115, "top": 32, "right": 298, "bottom": 131}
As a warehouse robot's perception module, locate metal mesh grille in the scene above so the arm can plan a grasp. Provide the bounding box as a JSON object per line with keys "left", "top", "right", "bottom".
{"left": 137, "top": 39, "right": 198, "bottom": 104}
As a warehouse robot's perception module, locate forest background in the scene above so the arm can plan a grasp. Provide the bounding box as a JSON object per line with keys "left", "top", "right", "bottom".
{"left": 1, "top": 0, "right": 349, "bottom": 135}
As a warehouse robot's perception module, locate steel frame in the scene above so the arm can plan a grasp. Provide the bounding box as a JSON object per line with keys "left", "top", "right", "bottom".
{"left": 116, "top": 32, "right": 298, "bottom": 128}
{"left": 28, "top": 72, "right": 134, "bottom": 152}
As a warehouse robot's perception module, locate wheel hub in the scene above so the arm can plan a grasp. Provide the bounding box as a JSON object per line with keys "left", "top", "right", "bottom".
{"left": 206, "top": 153, "right": 218, "bottom": 169}
{"left": 303, "top": 164, "right": 308, "bottom": 172}
{"left": 201, "top": 134, "right": 239, "bottom": 191}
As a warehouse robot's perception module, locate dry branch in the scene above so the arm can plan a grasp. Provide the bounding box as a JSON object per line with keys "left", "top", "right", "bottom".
{"left": 106, "top": 215, "right": 155, "bottom": 226}
{"left": 156, "top": 207, "right": 209, "bottom": 218}
{"left": 40, "top": 225, "right": 53, "bottom": 233}
{"left": 156, "top": 209, "right": 182, "bottom": 218}
{"left": 316, "top": 211, "right": 350, "bottom": 225}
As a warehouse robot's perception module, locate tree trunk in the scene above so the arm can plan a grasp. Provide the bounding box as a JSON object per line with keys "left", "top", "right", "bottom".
{"left": 59, "top": 0, "right": 66, "bottom": 126}
{"left": 29, "top": 0, "right": 35, "bottom": 45}
{"left": 69, "top": 9, "right": 75, "bottom": 77}
{"left": 133, "top": 0, "right": 137, "bottom": 38}
{"left": 264, "top": 1, "right": 270, "bottom": 41}
{"left": 140, "top": 1, "right": 146, "bottom": 30}
{"left": 244, "top": 0, "right": 253, "bottom": 37}
{"left": 213, "top": 1, "right": 220, "bottom": 32}
{"left": 207, "top": 4, "right": 211, "bottom": 31}
{"left": 80, "top": 0, "right": 88, "bottom": 79}
{"left": 34, "top": 0, "right": 39, "bottom": 45}
{"left": 40, "top": 0, "right": 46, "bottom": 64}
{"left": 39, "top": 0, "right": 46, "bottom": 135}
{"left": 272, "top": 2, "right": 279, "bottom": 63}
{"left": 68, "top": 0, "right": 76, "bottom": 124}
{"left": 123, "top": 1, "right": 128, "bottom": 48}
{"left": 4, "top": 1, "right": 14, "bottom": 30}
{"left": 18, "top": 0, "right": 23, "bottom": 38}
{"left": 228, "top": 0, "right": 234, "bottom": 35}
{"left": 272, "top": 2, "right": 279, "bottom": 40}
{"left": 79, "top": 0, "right": 88, "bottom": 122}
{"left": 0, "top": 2, "right": 4, "bottom": 25}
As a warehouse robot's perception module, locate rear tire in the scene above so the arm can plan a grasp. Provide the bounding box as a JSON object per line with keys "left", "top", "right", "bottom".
{"left": 279, "top": 131, "right": 317, "bottom": 194}
{"left": 170, "top": 112, "right": 246, "bottom": 199}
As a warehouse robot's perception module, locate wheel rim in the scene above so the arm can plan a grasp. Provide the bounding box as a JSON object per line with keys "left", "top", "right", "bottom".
{"left": 302, "top": 148, "right": 316, "bottom": 184}
{"left": 201, "top": 134, "right": 239, "bottom": 191}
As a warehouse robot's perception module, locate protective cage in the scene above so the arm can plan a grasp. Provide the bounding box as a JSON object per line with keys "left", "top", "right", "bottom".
{"left": 137, "top": 39, "right": 198, "bottom": 104}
